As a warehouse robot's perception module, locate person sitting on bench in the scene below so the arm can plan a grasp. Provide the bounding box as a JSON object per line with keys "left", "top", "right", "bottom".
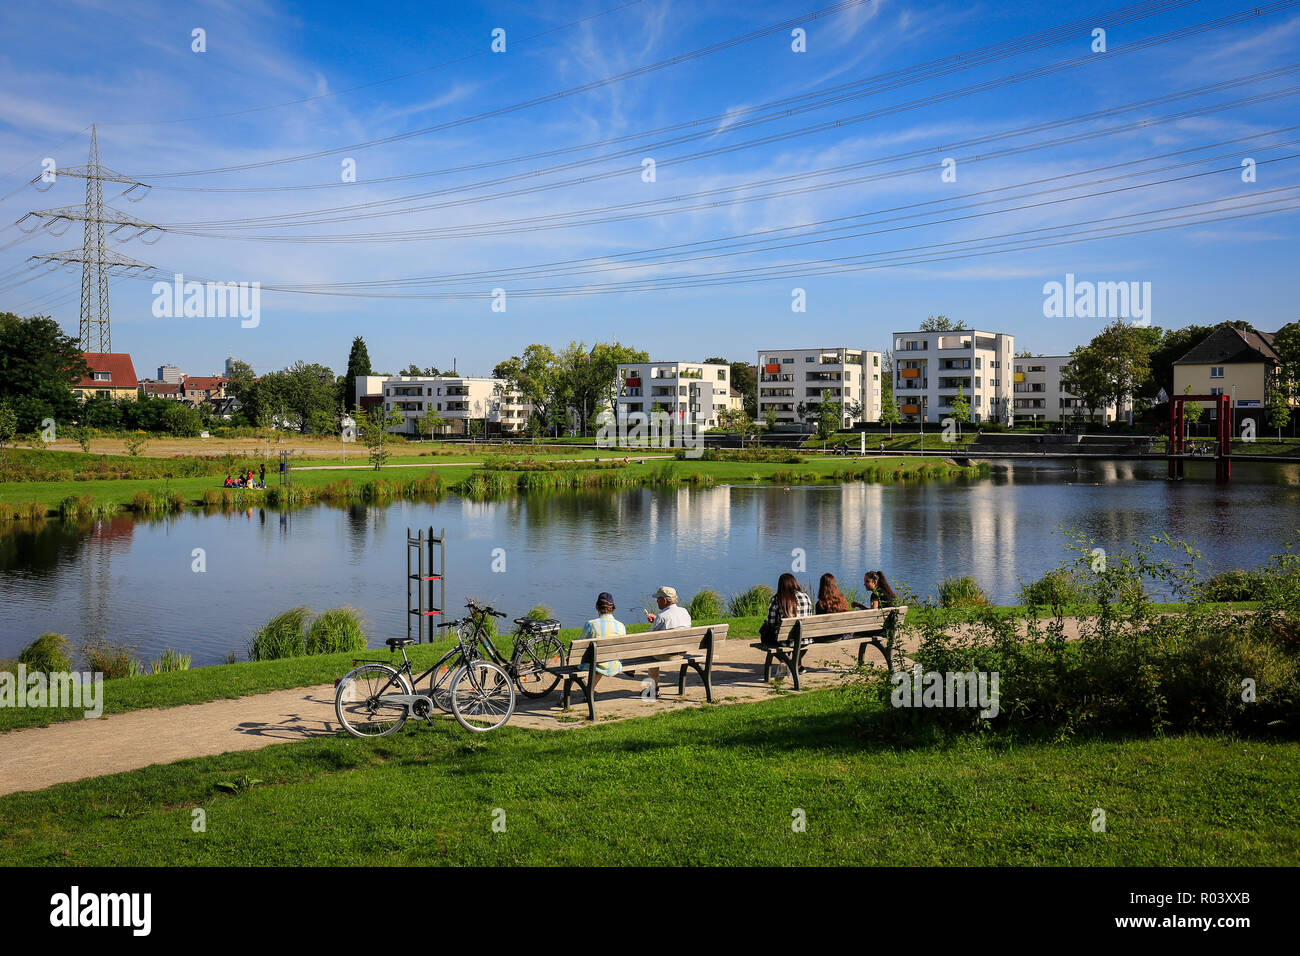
{"left": 815, "top": 572, "right": 851, "bottom": 614}
{"left": 760, "top": 573, "right": 814, "bottom": 665}
{"left": 582, "top": 592, "right": 626, "bottom": 691}
{"left": 639, "top": 585, "right": 691, "bottom": 689}
{"left": 852, "top": 570, "right": 897, "bottom": 610}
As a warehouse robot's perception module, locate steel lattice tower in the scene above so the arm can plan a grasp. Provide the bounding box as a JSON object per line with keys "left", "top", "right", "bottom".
{"left": 23, "top": 124, "right": 157, "bottom": 353}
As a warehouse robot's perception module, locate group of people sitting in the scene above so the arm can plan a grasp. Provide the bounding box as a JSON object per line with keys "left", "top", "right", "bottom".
{"left": 578, "top": 570, "right": 896, "bottom": 684}
{"left": 223, "top": 466, "right": 266, "bottom": 489}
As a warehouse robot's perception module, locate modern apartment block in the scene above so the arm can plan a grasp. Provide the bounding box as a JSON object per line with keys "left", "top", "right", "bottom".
{"left": 756, "top": 347, "right": 883, "bottom": 428}
{"left": 892, "top": 329, "right": 1015, "bottom": 424}
{"left": 615, "top": 361, "right": 731, "bottom": 428}
{"left": 1013, "top": 355, "right": 1129, "bottom": 424}
{"left": 382, "top": 375, "right": 531, "bottom": 436}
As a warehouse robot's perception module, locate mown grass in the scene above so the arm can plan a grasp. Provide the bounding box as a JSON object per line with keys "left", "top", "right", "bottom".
{"left": 0, "top": 688, "right": 1295, "bottom": 865}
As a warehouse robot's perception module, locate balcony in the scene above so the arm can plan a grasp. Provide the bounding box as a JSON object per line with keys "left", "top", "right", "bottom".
{"left": 806, "top": 371, "right": 842, "bottom": 381}
{"left": 761, "top": 373, "right": 794, "bottom": 382}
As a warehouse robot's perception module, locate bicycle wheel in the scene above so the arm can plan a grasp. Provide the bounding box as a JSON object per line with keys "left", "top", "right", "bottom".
{"left": 449, "top": 660, "right": 515, "bottom": 732}
{"left": 512, "top": 634, "right": 564, "bottom": 699}
{"left": 335, "top": 663, "right": 413, "bottom": 738}
{"left": 430, "top": 658, "right": 459, "bottom": 713}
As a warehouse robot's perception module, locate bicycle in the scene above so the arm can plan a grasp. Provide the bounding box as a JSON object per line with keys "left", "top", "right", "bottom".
{"left": 424, "top": 600, "right": 564, "bottom": 707}
{"left": 334, "top": 608, "right": 515, "bottom": 735}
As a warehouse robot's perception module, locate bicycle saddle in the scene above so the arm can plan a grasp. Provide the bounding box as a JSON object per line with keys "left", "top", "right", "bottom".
{"left": 386, "top": 638, "right": 416, "bottom": 649}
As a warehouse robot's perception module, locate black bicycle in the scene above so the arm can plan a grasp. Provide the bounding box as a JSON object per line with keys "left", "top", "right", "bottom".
{"left": 334, "top": 600, "right": 563, "bottom": 736}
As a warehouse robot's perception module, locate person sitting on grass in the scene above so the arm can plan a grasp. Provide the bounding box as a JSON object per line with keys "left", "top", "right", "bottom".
{"left": 583, "top": 592, "right": 626, "bottom": 692}
{"left": 815, "top": 572, "right": 851, "bottom": 614}
{"left": 852, "top": 570, "right": 897, "bottom": 610}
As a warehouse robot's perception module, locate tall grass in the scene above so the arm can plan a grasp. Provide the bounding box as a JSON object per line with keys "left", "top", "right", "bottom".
{"left": 688, "top": 589, "right": 724, "bottom": 620}
{"left": 17, "top": 633, "right": 73, "bottom": 672}
{"left": 80, "top": 637, "right": 143, "bottom": 679}
{"left": 1019, "top": 569, "right": 1085, "bottom": 607}
{"left": 305, "top": 607, "right": 368, "bottom": 655}
{"left": 148, "top": 648, "right": 193, "bottom": 674}
{"left": 247, "top": 607, "right": 311, "bottom": 661}
{"left": 729, "top": 584, "right": 775, "bottom": 617}
{"left": 937, "top": 575, "right": 991, "bottom": 608}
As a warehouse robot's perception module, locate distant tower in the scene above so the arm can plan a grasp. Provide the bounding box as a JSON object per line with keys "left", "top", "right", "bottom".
{"left": 23, "top": 125, "right": 157, "bottom": 352}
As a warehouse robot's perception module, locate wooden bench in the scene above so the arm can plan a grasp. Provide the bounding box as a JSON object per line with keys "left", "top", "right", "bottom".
{"left": 558, "top": 624, "right": 728, "bottom": 721}
{"left": 750, "top": 607, "right": 907, "bottom": 690}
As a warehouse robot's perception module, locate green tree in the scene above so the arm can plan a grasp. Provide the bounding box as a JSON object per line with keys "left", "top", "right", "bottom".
{"left": 417, "top": 407, "right": 447, "bottom": 440}
{"left": 1181, "top": 385, "right": 1204, "bottom": 435}
{"left": 920, "top": 315, "right": 967, "bottom": 332}
{"left": 879, "top": 390, "right": 901, "bottom": 436}
{"left": 162, "top": 401, "right": 203, "bottom": 437}
{"left": 763, "top": 405, "right": 778, "bottom": 433}
{"left": 1090, "top": 319, "right": 1153, "bottom": 419}
{"left": 1061, "top": 344, "right": 1110, "bottom": 423}
{"left": 0, "top": 400, "right": 16, "bottom": 449}
{"left": 0, "top": 312, "right": 90, "bottom": 432}
{"left": 949, "top": 386, "right": 971, "bottom": 436}
{"left": 1265, "top": 374, "right": 1291, "bottom": 439}
{"left": 1273, "top": 321, "right": 1300, "bottom": 399}
{"left": 707, "top": 357, "right": 757, "bottom": 417}
{"left": 243, "top": 361, "right": 339, "bottom": 433}
{"left": 344, "top": 337, "right": 373, "bottom": 410}
{"left": 357, "top": 405, "right": 402, "bottom": 470}
{"left": 814, "top": 393, "right": 841, "bottom": 440}
{"left": 494, "top": 345, "right": 561, "bottom": 434}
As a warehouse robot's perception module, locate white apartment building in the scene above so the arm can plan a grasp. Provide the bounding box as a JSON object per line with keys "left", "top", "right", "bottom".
{"left": 615, "top": 361, "right": 730, "bottom": 428}
{"left": 892, "top": 329, "right": 1015, "bottom": 424}
{"left": 1014, "top": 356, "right": 1130, "bottom": 424}
{"left": 756, "top": 347, "right": 883, "bottom": 428}
{"left": 382, "top": 375, "right": 530, "bottom": 436}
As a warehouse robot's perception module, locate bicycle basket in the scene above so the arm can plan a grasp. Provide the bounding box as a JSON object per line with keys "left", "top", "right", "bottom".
{"left": 516, "top": 617, "right": 561, "bottom": 636}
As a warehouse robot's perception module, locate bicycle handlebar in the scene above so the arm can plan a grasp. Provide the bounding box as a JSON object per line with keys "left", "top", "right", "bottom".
{"left": 465, "top": 599, "right": 507, "bottom": 618}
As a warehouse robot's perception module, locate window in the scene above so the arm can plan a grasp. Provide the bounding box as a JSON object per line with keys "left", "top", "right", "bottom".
{"left": 1210, "top": 387, "right": 1224, "bottom": 396}
{"left": 975, "top": 358, "right": 982, "bottom": 369}
{"left": 873, "top": 355, "right": 880, "bottom": 366}
{"left": 805, "top": 356, "right": 815, "bottom": 362}
{"left": 1210, "top": 366, "right": 1225, "bottom": 378}
{"left": 782, "top": 357, "right": 794, "bottom": 364}
{"left": 717, "top": 369, "right": 727, "bottom": 380}
{"left": 93, "top": 371, "right": 111, "bottom": 381}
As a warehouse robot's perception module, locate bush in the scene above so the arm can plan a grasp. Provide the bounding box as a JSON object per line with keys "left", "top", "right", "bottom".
{"left": 1200, "top": 568, "right": 1270, "bottom": 602}
{"left": 1018, "top": 569, "right": 1085, "bottom": 608}
{"left": 729, "top": 584, "right": 774, "bottom": 617}
{"left": 305, "top": 607, "right": 368, "bottom": 655}
{"left": 937, "top": 575, "right": 990, "bottom": 608}
{"left": 247, "top": 607, "right": 311, "bottom": 661}
{"left": 688, "top": 589, "right": 724, "bottom": 620}
{"left": 148, "top": 648, "right": 192, "bottom": 674}
{"left": 18, "top": 633, "right": 73, "bottom": 672}
{"left": 80, "top": 637, "right": 143, "bottom": 679}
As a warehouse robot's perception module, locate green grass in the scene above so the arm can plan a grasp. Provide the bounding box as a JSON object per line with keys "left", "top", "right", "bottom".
{"left": 0, "top": 688, "right": 1294, "bottom": 865}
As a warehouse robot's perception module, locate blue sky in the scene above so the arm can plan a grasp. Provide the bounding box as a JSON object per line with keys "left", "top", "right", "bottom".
{"left": 0, "top": 0, "right": 1297, "bottom": 378}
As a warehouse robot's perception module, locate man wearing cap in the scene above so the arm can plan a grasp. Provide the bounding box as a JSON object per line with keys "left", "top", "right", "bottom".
{"left": 582, "top": 591, "right": 627, "bottom": 691}
{"left": 641, "top": 585, "right": 692, "bottom": 690}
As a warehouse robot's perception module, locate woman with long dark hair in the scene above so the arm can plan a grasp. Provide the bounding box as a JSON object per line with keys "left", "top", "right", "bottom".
{"left": 760, "top": 572, "right": 814, "bottom": 661}
{"left": 815, "top": 573, "right": 850, "bottom": 614}
{"left": 853, "top": 570, "right": 897, "bottom": 609}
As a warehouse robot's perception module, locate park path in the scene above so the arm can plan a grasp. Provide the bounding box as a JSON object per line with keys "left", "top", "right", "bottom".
{"left": 0, "top": 619, "right": 1089, "bottom": 797}
{"left": 0, "top": 641, "right": 856, "bottom": 797}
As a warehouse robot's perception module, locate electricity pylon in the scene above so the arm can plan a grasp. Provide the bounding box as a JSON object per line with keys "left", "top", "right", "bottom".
{"left": 21, "top": 125, "right": 159, "bottom": 353}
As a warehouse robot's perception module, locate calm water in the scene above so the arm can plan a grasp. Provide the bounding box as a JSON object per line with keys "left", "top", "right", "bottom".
{"left": 3, "top": 459, "right": 1298, "bottom": 665}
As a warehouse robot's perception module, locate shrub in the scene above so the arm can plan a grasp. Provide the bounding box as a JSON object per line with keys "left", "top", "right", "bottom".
{"left": 149, "top": 648, "right": 192, "bottom": 674}
{"left": 18, "top": 633, "right": 73, "bottom": 672}
{"left": 688, "top": 589, "right": 724, "bottom": 620}
{"left": 305, "top": 607, "right": 368, "bottom": 655}
{"left": 247, "top": 607, "right": 311, "bottom": 661}
{"left": 937, "top": 575, "right": 990, "bottom": 608}
{"left": 1200, "top": 568, "right": 1269, "bottom": 603}
{"left": 1018, "top": 569, "right": 1085, "bottom": 608}
{"left": 729, "top": 584, "right": 775, "bottom": 617}
{"left": 80, "top": 637, "right": 143, "bottom": 679}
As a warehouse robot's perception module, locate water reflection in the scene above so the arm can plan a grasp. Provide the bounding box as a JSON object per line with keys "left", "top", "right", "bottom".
{"left": 2, "top": 459, "right": 1298, "bottom": 665}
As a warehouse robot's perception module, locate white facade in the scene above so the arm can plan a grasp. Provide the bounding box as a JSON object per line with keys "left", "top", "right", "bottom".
{"left": 1014, "top": 355, "right": 1129, "bottom": 424}
{"left": 892, "top": 329, "right": 1015, "bottom": 424}
{"left": 615, "top": 361, "right": 730, "bottom": 428}
{"left": 157, "top": 364, "right": 183, "bottom": 384}
{"left": 355, "top": 375, "right": 386, "bottom": 403}
{"left": 756, "top": 347, "right": 883, "bottom": 428}
{"left": 382, "top": 375, "right": 530, "bottom": 436}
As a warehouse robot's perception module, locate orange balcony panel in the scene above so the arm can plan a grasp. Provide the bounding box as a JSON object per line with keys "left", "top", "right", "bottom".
{"left": 901, "top": 404, "right": 920, "bottom": 414}
{"left": 900, "top": 368, "right": 921, "bottom": 378}
{"left": 764, "top": 364, "right": 780, "bottom": 374}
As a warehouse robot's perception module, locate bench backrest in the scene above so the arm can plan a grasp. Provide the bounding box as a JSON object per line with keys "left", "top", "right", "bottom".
{"left": 567, "top": 624, "right": 728, "bottom": 667}
{"left": 772, "top": 606, "right": 907, "bottom": 643}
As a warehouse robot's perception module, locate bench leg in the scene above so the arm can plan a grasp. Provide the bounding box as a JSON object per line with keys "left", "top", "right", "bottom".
{"left": 857, "top": 641, "right": 867, "bottom": 666}
{"left": 763, "top": 651, "right": 773, "bottom": 681}
{"left": 678, "top": 663, "right": 688, "bottom": 696}
{"left": 697, "top": 662, "right": 713, "bottom": 703}
{"left": 790, "top": 644, "right": 802, "bottom": 690}
{"left": 562, "top": 677, "right": 572, "bottom": 710}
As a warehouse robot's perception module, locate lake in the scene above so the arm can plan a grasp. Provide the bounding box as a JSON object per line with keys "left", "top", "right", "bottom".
{"left": 2, "top": 458, "right": 1298, "bottom": 665}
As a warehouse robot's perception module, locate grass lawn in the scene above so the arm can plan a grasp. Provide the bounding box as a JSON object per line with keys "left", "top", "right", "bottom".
{"left": 0, "top": 688, "right": 1294, "bottom": 865}
{"left": 0, "top": 453, "right": 969, "bottom": 514}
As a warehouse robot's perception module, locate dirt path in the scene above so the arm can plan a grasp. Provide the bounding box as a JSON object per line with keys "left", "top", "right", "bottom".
{"left": 0, "top": 641, "right": 856, "bottom": 797}
{"left": 0, "top": 618, "right": 1092, "bottom": 797}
